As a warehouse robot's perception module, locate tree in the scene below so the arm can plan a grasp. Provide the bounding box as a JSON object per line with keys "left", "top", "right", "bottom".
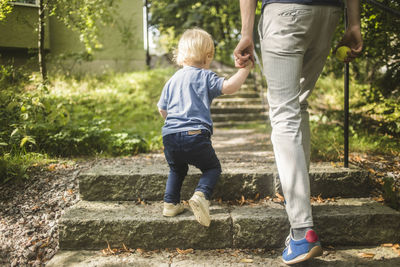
{"left": 38, "top": 0, "right": 46, "bottom": 82}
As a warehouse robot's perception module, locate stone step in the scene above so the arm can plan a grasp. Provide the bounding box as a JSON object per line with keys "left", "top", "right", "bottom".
{"left": 47, "top": 245, "right": 400, "bottom": 267}
{"left": 211, "top": 105, "right": 266, "bottom": 114}
{"left": 58, "top": 199, "right": 400, "bottom": 250}
{"left": 219, "top": 92, "right": 260, "bottom": 99}
{"left": 78, "top": 162, "right": 371, "bottom": 201}
{"left": 213, "top": 120, "right": 268, "bottom": 128}
{"left": 212, "top": 113, "right": 268, "bottom": 122}
{"left": 212, "top": 98, "right": 263, "bottom": 107}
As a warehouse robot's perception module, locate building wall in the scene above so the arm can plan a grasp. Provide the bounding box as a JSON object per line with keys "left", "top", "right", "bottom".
{"left": 0, "top": 4, "right": 50, "bottom": 68}
{"left": 0, "top": 0, "right": 145, "bottom": 73}
{"left": 0, "top": 4, "right": 50, "bottom": 49}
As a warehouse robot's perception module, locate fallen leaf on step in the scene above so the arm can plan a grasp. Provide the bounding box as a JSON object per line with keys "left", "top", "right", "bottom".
{"left": 393, "top": 244, "right": 400, "bottom": 249}
{"left": 240, "top": 195, "right": 245, "bottom": 206}
{"left": 254, "top": 193, "right": 260, "bottom": 200}
{"left": 373, "top": 196, "right": 385, "bottom": 202}
{"left": 358, "top": 252, "right": 375, "bottom": 258}
{"left": 275, "top": 192, "right": 284, "bottom": 202}
{"left": 381, "top": 243, "right": 393, "bottom": 247}
{"left": 176, "top": 248, "right": 194, "bottom": 254}
{"left": 122, "top": 243, "right": 129, "bottom": 252}
{"left": 240, "top": 258, "right": 254, "bottom": 263}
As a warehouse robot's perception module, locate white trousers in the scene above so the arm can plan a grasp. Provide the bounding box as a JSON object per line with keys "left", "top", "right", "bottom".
{"left": 259, "top": 3, "right": 341, "bottom": 228}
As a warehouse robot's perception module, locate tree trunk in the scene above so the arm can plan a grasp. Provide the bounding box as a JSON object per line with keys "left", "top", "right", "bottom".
{"left": 38, "top": 0, "right": 47, "bottom": 82}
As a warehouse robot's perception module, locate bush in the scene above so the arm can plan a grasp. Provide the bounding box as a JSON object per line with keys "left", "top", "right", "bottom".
{"left": 0, "top": 66, "right": 174, "bottom": 182}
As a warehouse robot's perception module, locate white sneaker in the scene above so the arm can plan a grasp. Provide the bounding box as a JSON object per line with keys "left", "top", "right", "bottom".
{"left": 163, "top": 202, "right": 185, "bottom": 217}
{"left": 189, "top": 191, "right": 210, "bottom": 227}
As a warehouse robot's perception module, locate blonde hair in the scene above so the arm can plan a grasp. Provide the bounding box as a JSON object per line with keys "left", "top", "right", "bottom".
{"left": 175, "top": 28, "right": 215, "bottom": 66}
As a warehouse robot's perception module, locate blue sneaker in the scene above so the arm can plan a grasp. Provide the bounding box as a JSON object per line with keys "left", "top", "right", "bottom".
{"left": 282, "top": 229, "right": 323, "bottom": 265}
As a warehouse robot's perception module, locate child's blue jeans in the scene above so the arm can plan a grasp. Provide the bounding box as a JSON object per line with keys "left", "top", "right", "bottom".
{"left": 163, "top": 130, "right": 221, "bottom": 204}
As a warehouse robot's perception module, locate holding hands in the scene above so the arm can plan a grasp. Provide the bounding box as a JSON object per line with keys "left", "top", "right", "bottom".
{"left": 233, "top": 36, "right": 254, "bottom": 68}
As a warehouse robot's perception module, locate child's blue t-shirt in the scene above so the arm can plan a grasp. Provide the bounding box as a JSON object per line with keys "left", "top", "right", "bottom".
{"left": 157, "top": 66, "right": 224, "bottom": 137}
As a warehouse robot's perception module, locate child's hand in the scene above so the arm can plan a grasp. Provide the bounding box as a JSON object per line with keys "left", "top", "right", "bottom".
{"left": 244, "top": 59, "right": 254, "bottom": 70}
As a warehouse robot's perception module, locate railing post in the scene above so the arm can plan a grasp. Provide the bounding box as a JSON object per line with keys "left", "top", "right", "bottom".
{"left": 344, "top": 5, "right": 349, "bottom": 168}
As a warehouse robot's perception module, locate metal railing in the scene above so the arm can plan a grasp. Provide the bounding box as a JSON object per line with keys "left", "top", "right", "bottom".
{"left": 343, "top": 0, "right": 400, "bottom": 167}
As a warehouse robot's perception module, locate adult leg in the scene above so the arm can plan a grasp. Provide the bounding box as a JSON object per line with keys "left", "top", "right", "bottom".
{"left": 260, "top": 3, "right": 341, "bottom": 229}
{"left": 260, "top": 3, "right": 314, "bottom": 228}
{"left": 299, "top": 6, "right": 342, "bottom": 169}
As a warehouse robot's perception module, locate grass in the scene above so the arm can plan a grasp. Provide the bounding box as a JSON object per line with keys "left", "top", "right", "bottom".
{"left": 49, "top": 68, "right": 175, "bottom": 145}
{"left": 1, "top": 67, "right": 176, "bottom": 183}
{"left": 309, "top": 74, "right": 400, "bottom": 161}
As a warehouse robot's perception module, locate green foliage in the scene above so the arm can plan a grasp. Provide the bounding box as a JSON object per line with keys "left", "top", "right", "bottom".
{"left": 0, "top": 153, "right": 48, "bottom": 183}
{"left": 149, "top": 0, "right": 241, "bottom": 64}
{"left": 0, "top": 66, "right": 174, "bottom": 181}
{"left": 0, "top": 0, "right": 12, "bottom": 21}
{"left": 323, "top": 1, "right": 400, "bottom": 137}
{"left": 309, "top": 75, "right": 400, "bottom": 161}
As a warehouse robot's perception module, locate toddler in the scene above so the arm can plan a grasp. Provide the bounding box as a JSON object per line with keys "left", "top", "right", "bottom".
{"left": 158, "top": 28, "right": 252, "bottom": 226}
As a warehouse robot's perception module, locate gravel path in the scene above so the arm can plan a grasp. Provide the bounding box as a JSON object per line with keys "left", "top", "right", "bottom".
{"left": 0, "top": 161, "right": 91, "bottom": 266}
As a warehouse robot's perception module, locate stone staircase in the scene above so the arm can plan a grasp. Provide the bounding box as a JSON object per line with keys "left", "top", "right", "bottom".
{"left": 211, "top": 73, "right": 268, "bottom": 128}
{"left": 47, "top": 71, "right": 400, "bottom": 266}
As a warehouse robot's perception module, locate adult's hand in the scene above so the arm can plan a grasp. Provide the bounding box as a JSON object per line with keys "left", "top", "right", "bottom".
{"left": 334, "top": 26, "right": 363, "bottom": 63}
{"left": 234, "top": 36, "right": 254, "bottom": 68}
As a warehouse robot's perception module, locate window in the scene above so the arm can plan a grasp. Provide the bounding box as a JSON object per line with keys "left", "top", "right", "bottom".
{"left": 11, "top": 0, "right": 38, "bottom": 7}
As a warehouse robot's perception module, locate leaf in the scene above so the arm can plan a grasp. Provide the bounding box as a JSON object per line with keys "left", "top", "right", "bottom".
{"left": 275, "top": 192, "right": 285, "bottom": 202}
{"left": 240, "top": 195, "right": 245, "bottom": 206}
{"left": 373, "top": 196, "right": 384, "bottom": 202}
{"left": 176, "top": 248, "right": 194, "bottom": 254}
{"left": 106, "top": 241, "right": 115, "bottom": 254}
{"left": 20, "top": 136, "right": 36, "bottom": 148}
{"left": 254, "top": 193, "right": 260, "bottom": 200}
{"left": 381, "top": 243, "right": 393, "bottom": 247}
{"left": 10, "top": 128, "right": 19, "bottom": 137}
{"left": 239, "top": 258, "right": 254, "bottom": 263}
{"left": 48, "top": 164, "right": 57, "bottom": 171}
{"left": 358, "top": 252, "right": 375, "bottom": 258}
